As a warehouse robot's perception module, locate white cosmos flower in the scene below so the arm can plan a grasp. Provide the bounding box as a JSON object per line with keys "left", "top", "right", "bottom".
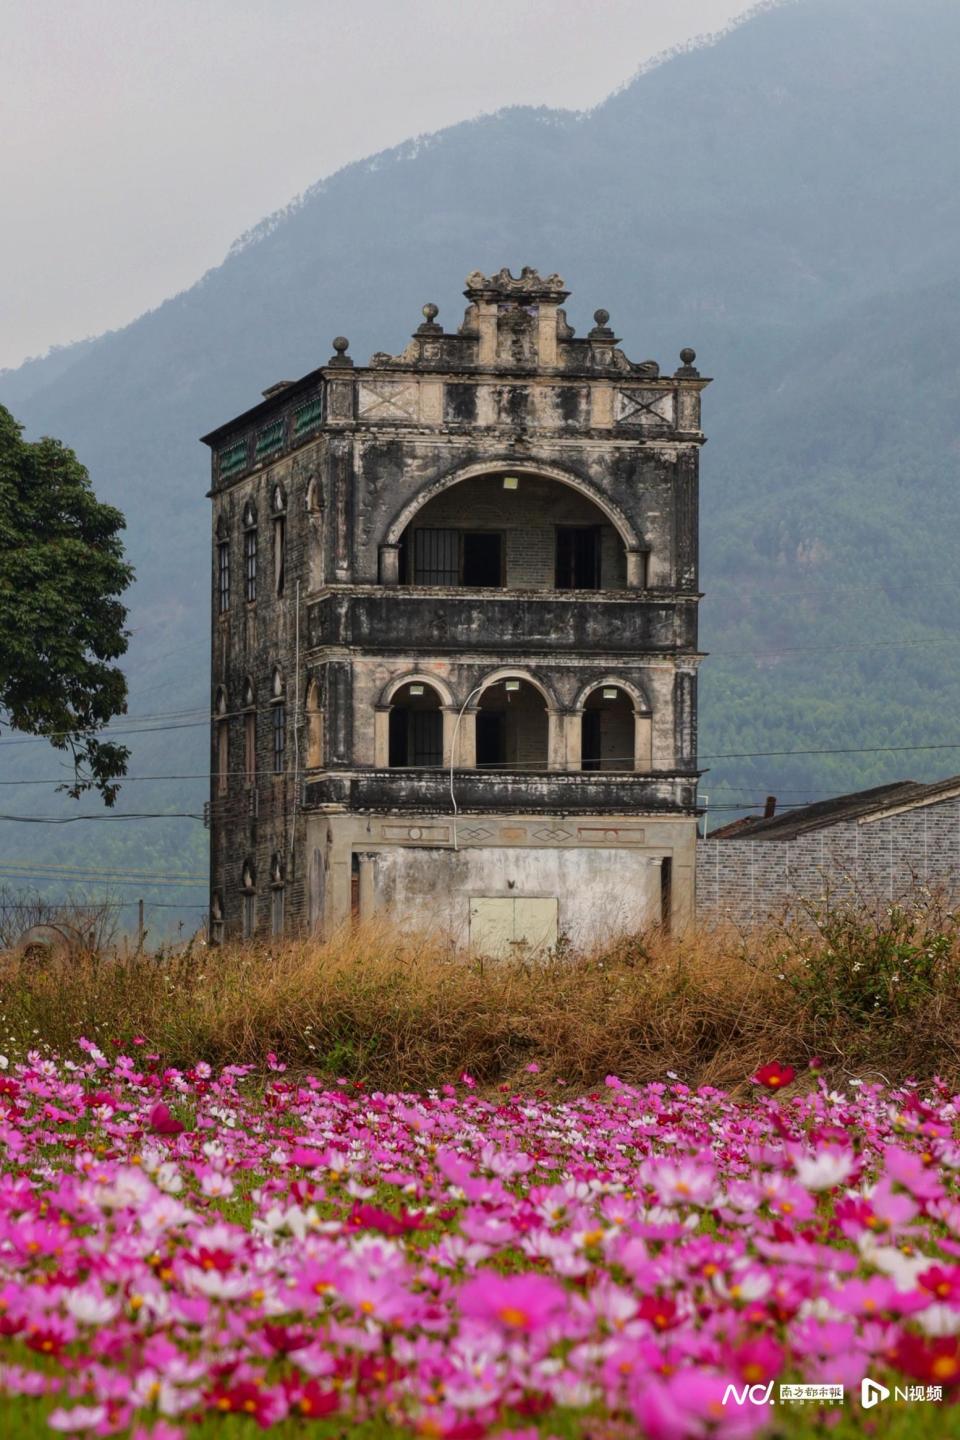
{"left": 65, "top": 1290, "right": 120, "bottom": 1325}
{"left": 794, "top": 1149, "right": 855, "bottom": 1191}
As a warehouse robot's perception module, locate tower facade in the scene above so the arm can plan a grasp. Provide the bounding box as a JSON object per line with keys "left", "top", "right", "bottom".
{"left": 203, "top": 268, "right": 708, "bottom": 949}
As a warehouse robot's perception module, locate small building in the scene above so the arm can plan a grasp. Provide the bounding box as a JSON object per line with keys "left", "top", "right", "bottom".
{"left": 202, "top": 267, "right": 709, "bottom": 949}
{"left": 697, "top": 777, "right": 960, "bottom": 924}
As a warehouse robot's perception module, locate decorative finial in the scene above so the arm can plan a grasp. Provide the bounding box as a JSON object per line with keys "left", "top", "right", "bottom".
{"left": 422, "top": 303, "right": 439, "bottom": 322}
{"left": 588, "top": 308, "right": 616, "bottom": 342}
{"left": 594, "top": 308, "right": 610, "bottom": 328}
{"left": 675, "top": 347, "right": 700, "bottom": 377}
{"left": 416, "top": 301, "right": 442, "bottom": 336}
{"left": 329, "top": 336, "right": 353, "bottom": 368}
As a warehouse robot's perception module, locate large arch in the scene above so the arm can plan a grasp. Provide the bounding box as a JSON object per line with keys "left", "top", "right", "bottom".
{"left": 378, "top": 670, "right": 456, "bottom": 709}
{"left": 381, "top": 459, "right": 645, "bottom": 554}
{"left": 573, "top": 675, "right": 651, "bottom": 714}
{"left": 569, "top": 676, "right": 653, "bottom": 774}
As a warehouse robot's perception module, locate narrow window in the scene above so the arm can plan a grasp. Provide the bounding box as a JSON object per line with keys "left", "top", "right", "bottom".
{"left": 273, "top": 701, "right": 286, "bottom": 774}
{"left": 242, "top": 892, "right": 256, "bottom": 939}
{"left": 271, "top": 886, "right": 285, "bottom": 936}
{"left": 217, "top": 542, "right": 230, "bottom": 613}
{"left": 244, "top": 711, "right": 256, "bottom": 785}
{"left": 273, "top": 515, "right": 286, "bottom": 597}
{"left": 210, "top": 891, "right": 224, "bottom": 946}
{"left": 244, "top": 526, "right": 258, "bottom": 603}
{"left": 556, "top": 526, "right": 600, "bottom": 589}
{"left": 214, "top": 689, "right": 229, "bottom": 794}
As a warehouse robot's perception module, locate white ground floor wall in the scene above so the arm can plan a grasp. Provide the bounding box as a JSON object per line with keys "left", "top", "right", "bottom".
{"left": 306, "top": 810, "right": 696, "bottom": 952}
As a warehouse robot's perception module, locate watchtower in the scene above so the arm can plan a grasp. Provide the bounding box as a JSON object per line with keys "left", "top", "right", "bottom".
{"left": 202, "top": 267, "right": 708, "bottom": 949}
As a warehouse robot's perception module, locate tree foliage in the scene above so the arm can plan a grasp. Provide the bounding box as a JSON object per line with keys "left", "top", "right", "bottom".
{"left": 0, "top": 405, "right": 132, "bottom": 803}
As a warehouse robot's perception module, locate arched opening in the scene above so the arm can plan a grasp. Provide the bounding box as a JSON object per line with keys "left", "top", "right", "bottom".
{"left": 242, "top": 677, "right": 256, "bottom": 786}
{"left": 240, "top": 859, "right": 256, "bottom": 940}
{"left": 581, "top": 686, "right": 636, "bottom": 771}
{"left": 271, "top": 668, "right": 286, "bottom": 775}
{"left": 395, "top": 471, "right": 629, "bottom": 591}
{"left": 214, "top": 688, "right": 229, "bottom": 794}
{"left": 305, "top": 679, "right": 324, "bottom": 769}
{"left": 270, "top": 852, "right": 285, "bottom": 937}
{"left": 477, "top": 678, "right": 548, "bottom": 771}
{"left": 388, "top": 681, "right": 443, "bottom": 767}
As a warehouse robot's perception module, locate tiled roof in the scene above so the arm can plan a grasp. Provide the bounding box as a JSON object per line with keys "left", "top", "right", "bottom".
{"left": 708, "top": 775, "right": 960, "bottom": 841}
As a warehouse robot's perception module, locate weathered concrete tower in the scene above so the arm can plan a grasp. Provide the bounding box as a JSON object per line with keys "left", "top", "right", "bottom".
{"left": 203, "top": 267, "right": 708, "bottom": 949}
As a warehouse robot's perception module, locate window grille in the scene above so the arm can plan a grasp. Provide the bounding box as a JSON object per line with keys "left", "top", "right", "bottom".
{"left": 413, "top": 528, "right": 459, "bottom": 584}
{"left": 244, "top": 526, "right": 257, "bottom": 603}
{"left": 217, "top": 542, "right": 230, "bottom": 613}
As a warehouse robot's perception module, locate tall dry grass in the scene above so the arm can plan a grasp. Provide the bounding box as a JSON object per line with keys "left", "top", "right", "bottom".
{"left": 3, "top": 898, "right": 960, "bottom": 1091}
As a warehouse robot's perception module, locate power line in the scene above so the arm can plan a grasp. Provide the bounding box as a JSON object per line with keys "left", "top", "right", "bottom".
{"left": 0, "top": 812, "right": 203, "bottom": 823}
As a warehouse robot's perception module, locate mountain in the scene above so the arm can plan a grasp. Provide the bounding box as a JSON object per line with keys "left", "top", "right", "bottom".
{"left": 2, "top": 0, "right": 959, "bottom": 929}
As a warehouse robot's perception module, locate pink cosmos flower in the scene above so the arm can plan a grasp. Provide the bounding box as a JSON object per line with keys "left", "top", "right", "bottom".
{"left": 459, "top": 1273, "right": 567, "bottom": 1333}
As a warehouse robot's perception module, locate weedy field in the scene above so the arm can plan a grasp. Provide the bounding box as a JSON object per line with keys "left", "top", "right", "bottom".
{"left": 1, "top": 902, "right": 960, "bottom": 1437}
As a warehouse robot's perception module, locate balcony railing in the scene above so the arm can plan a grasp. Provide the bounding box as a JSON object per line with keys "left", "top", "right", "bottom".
{"left": 307, "top": 588, "right": 697, "bottom": 654}
{"left": 304, "top": 767, "right": 698, "bottom": 814}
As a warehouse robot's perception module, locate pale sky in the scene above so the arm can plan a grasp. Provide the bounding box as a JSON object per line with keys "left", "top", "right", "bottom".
{"left": 0, "top": 0, "right": 759, "bottom": 371}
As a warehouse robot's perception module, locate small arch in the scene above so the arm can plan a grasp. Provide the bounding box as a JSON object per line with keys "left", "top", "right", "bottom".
{"left": 472, "top": 667, "right": 558, "bottom": 712}
{"left": 213, "top": 686, "right": 228, "bottom": 716}
{"left": 240, "top": 858, "right": 256, "bottom": 891}
{"left": 573, "top": 675, "right": 651, "bottom": 713}
{"left": 215, "top": 513, "right": 229, "bottom": 542}
{"left": 383, "top": 459, "right": 643, "bottom": 553}
{"left": 242, "top": 676, "right": 255, "bottom": 709}
{"left": 379, "top": 671, "right": 455, "bottom": 709}
{"left": 271, "top": 482, "right": 287, "bottom": 514}
{"left": 271, "top": 666, "right": 285, "bottom": 700}
{"left": 306, "top": 678, "right": 324, "bottom": 769}
{"left": 242, "top": 500, "right": 258, "bottom": 528}
{"left": 305, "top": 474, "right": 323, "bottom": 514}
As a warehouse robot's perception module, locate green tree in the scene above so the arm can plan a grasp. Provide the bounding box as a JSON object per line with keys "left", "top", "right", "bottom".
{"left": 0, "top": 404, "right": 133, "bottom": 803}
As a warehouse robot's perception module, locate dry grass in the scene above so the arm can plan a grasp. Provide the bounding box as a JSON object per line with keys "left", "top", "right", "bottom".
{"left": 4, "top": 899, "right": 960, "bottom": 1091}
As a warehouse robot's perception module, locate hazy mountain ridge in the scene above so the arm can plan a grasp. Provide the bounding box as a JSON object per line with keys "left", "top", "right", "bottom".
{"left": 2, "top": 0, "right": 958, "bottom": 922}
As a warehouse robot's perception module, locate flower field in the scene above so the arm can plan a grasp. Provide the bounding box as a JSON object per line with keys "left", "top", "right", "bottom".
{"left": 2, "top": 1043, "right": 960, "bottom": 1438}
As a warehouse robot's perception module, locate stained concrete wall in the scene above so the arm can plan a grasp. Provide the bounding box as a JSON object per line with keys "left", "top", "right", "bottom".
{"left": 371, "top": 844, "right": 661, "bottom": 948}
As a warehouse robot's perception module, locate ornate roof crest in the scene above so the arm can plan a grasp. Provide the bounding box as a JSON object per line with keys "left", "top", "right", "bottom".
{"left": 463, "top": 266, "right": 569, "bottom": 303}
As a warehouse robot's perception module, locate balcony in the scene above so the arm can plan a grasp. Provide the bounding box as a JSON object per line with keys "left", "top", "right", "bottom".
{"left": 303, "top": 767, "right": 698, "bottom": 814}
{"left": 306, "top": 588, "right": 697, "bottom": 655}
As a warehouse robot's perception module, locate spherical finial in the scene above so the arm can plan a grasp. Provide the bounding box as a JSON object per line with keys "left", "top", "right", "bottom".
{"left": 680, "top": 347, "right": 696, "bottom": 366}
{"left": 422, "top": 302, "right": 439, "bottom": 322}
{"left": 594, "top": 308, "right": 610, "bottom": 328}
{"left": 332, "top": 336, "right": 349, "bottom": 354}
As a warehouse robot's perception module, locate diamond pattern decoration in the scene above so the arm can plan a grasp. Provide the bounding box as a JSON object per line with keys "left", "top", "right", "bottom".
{"left": 459, "top": 826, "right": 494, "bottom": 842}
{"left": 532, "top": 826, "right": 572, "bottom": 842}
{"left": 357, "top": 381, "right": 419, "bottom": 421}
{"left": 615, "top": 388, "right": 676, "bottom": 429}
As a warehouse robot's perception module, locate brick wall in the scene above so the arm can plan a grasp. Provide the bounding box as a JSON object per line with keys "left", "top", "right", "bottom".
{"left": 696, "top": 796, "right": 960, "bottom": 924}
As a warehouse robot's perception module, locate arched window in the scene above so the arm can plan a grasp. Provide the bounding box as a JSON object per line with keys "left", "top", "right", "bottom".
{"left": 240, "top": 859, "right": 256, "bottom": 940}
{"left": 270, "top": 852, "right": 285, "bottom": 936}
{"left": 210, "top": 890, "right": 224, "bottom": 946}
{"left": 388, "top": 681, "right": 443, "bottom": 767}
{"left": 476, "top": 677, "right": 548, "bottom": 771}
{"left": 242, "top": 501, "right": 258, "bottom": 604}
{"left": 271, "top": 667, "right": 286, "bottom": 775}
{"left": 214, "top": 687, "right": 229, "bottom": 794}
{"left": 216, "top": 516, "right": 230, "bottom": 614}
{"left": 306, "top": 678, "right": 324, "bottom": 769}
{"left": 272, "top": 484, "right": 286, "bottom": 597}
{"left": 242, "top": 677, "right": 256, "bottom": 785}
{"left": 579, "top": 683, "right": 651, "bottom": 772}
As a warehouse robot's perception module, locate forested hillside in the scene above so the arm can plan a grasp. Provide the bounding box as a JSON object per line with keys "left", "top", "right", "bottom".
{"left": 2, "top": 0, "right": 958, "bottom": 927}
